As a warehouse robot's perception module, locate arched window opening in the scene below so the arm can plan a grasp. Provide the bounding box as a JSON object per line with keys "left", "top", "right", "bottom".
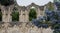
{"left": 0, "top": 9, "right": 2, "bottom": 21}
{"left": 11, "top": 7, "right": 19, "bottom": 21}
{"left": 29, "top": 8, "right": 37, "bottom": 21}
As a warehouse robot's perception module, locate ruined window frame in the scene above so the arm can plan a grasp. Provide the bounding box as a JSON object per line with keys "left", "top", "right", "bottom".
{"left": 11, "top": 7, "right": 19, "bottom": 22}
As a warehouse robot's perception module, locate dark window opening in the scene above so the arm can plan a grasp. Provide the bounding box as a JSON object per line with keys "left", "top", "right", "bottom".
{"left": 29, "top": 9, "right": 37, "bottom": 21}
{"left": 0, "top": 9, "right": 2, "bottom": 21}
{"left": 11, "top": 11, "right": 19, "bottom": 21}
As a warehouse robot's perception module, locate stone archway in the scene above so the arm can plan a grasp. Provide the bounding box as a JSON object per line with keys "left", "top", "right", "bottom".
{"left": 11, "top": 7, "right": 19, "bottom": 21}
{"left": 29, "top": 6, "right": 37, "bottom": 21}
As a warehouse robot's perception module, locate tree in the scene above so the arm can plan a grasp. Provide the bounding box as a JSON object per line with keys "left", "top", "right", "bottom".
{"left": 0, "top": 0, "right": 14, "bottom": 6}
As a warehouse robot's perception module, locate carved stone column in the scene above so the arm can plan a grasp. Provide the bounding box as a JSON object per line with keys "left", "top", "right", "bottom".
{"left": 19, "top": 10, "right": 24, "bottom": 22}
{"left": 35, "top": 7, "right": 41, "bottom": 19}
{"left": 1, "top": 6, "right": 7, "bottom": 22}
{"left": 24, "top": 10, "right": 29, "bottom": 22}
{"left": 19, "top": 9, "right": 29, "bottom": 22}
{"left": 7, "top": 7, "right": 12, "bottom": 22}
{"left": 8, "top": 5, "right": 14, "bottom": 22}
{"left": 43, "top": 6, "right": 46, "bottom": 16}
{"left": 37, "top": 7, "right": 44, "bottom": 19}
{"left": 19, "top": 9, "right": 21, "bottom": 22}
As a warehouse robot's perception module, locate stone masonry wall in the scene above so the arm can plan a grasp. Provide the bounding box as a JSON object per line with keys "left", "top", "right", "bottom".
{"left": 0, "top": 22, "right": 53, "bottom": 33}
{"left": 0, "top": 2, "right": 54, "bottom": 33}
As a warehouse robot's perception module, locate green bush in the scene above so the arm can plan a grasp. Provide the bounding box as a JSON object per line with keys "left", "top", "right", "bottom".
{"left": 11, "top": 11, "right": 19, "bottom": 21}
{"left": 29, "top": 9, "right": 37, "bottom": 21}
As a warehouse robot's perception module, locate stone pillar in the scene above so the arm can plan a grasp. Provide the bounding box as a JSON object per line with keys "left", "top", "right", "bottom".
{"left": 7, "top": 5, "right": 14, "bottom": 22}
{"left": 19, "top": 9, "right": 29, "bottom": 22}
{"left": 37, "top": 7, "right": 45, "bottom": 19}
{"left": 43, "top": 6, "right": 47, "bottom": 16}
{"left": 19, "top": 10, "right": 24, "bottom": 22}
{"left": 1, "top": 6, "right": 12, "bottom": 22}
{"left": 37, "top": 8, "right": 41, "bottom": 19}
{"left": 19, "top": 9, "right": 21, "bottom": 22}
{"left": 24, "top": 10, "right": 29, "bottom": 22}
{"left": 7, "top": 7, "right": 12, "bottom": 22}
{"left": 1, "top": 6, "right": 7, "bottom": 22}
{"left": 19, "top": 10, "right": 21, "bottom": 22}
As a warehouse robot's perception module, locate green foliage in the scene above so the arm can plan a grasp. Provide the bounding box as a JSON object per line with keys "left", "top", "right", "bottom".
{"left": 0, "top": 0, "right": 14, "bottom": 6}
{"left": 11, "top": 11, "right": 19, "bottom": 21}
{"left": 47, "top": 2, "right": 54, "bottom": 11}
{"left": 51, "top": 24, "right": 60, "bottom": 31}
{"left": 29, "top": 9, "right": 37, "bottom": 21}
{"left": 44, "top": 21, "right": 49, "bottom": 24}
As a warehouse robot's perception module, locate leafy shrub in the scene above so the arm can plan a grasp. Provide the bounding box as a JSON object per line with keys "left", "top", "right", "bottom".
{"left": 32, "top": 9, "right": 60, "bottom": 33}
{"left": 29, "top": 9, "right": 37, "bottom": 21}
{"left": 11, "top": 11, "right": 19, "bottom": 21}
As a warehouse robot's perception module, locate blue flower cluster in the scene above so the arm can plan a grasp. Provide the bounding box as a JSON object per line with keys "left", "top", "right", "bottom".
{"left": 32, "top": 9, "right": 60, "bottom": 33}
{"left": 45, "top": 10, "right": 60, "bottom": 33}
{"left": 32, "top": 15, "right": 48, "bottom": 28}
{"left": 32, "top": 2, "right": 60, "bottom": 32}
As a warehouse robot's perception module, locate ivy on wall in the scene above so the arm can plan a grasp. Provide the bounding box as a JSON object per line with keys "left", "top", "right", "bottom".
{"left": 29, "top": 9, "right": 37, "bottom": 21}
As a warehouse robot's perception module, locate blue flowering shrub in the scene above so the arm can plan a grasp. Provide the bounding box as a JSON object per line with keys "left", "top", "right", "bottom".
{"left": 32, "top": 9, "right": 60, "bottom": 33}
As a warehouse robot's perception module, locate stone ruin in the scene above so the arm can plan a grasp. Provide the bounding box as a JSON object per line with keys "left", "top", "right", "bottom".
{"left": 0, "top": 0, "right": 54, "bottom": 33}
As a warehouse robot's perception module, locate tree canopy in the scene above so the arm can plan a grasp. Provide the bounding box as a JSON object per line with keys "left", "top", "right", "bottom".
{"left": 0, "top": 0, "right": 14, "bottom": 6}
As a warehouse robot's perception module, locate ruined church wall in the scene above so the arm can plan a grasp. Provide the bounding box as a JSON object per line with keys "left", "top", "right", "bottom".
{"left": 0, "top": 22, "right": 53, "bottom": 33}
{"left": 0, "top": 3, "right": 45, "bottom": 22}
{"left": 0, "top": 3, "right": 54, "bottom": 33}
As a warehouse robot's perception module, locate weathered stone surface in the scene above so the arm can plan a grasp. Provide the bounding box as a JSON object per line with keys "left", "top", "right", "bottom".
{"left": 0, "top": 1, "right": 45, "bottom": 22}
{"left": 0, "top": 0, "right": 54, "bottom": 33}
{"left": 0, "top": 22, "right": 54, "bottom": 33}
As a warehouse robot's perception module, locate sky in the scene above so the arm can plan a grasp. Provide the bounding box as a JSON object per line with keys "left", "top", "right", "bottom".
{"left": 16, "top": 0, "right": 53, "bottom": 6}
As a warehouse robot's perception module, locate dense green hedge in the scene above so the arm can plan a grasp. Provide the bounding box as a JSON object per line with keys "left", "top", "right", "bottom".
{"left": 29, "top": 9, "right": 37, "bottom": 21}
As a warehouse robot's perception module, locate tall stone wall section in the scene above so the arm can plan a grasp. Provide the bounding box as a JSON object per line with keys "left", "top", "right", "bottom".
{"left": 0, "top": 3, "right": 45, "bottom": 22}
{"left": 0, "top": 3, "right": 54, "bottom": 33}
